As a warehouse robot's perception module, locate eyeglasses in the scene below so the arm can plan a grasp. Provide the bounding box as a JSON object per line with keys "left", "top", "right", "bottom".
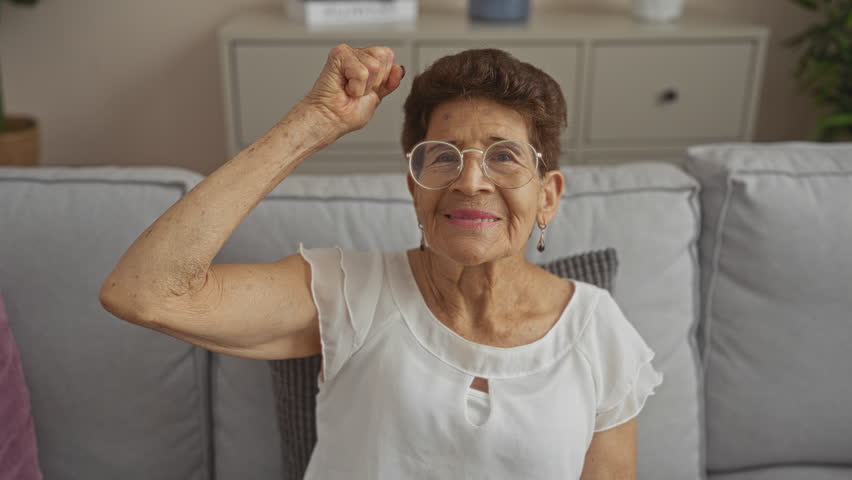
{"left": 406, "top": 140, "right": 545, "bottom": 190}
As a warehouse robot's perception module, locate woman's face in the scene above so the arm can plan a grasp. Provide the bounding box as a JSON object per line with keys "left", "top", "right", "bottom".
{"left": 407, "top": 96, "right": 564, "bottom": 265}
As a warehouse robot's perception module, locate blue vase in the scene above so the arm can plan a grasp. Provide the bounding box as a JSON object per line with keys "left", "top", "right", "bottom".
{"left": 469, "top": 0, "right": 530, "bottom": 23}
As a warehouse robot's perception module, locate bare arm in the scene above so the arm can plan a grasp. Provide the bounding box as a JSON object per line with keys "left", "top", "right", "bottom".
{"left": 100, "top": 103, "right": 335, "bottom": 311}
{"left": 99, "top": 44, "right": 404, "bottom": 360}
{"left": 579, "top": 418, "right": 638, "bottom": 479}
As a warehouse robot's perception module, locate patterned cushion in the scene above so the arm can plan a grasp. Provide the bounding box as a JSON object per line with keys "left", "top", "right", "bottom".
{"left": 269, "top": 248, "right": 618, "bottom": 479}
{"left": 539, "top": 247, "right": 618, "bottom": 293}
{"left": 0, "top": 290, "right": 44, "bottom": 480}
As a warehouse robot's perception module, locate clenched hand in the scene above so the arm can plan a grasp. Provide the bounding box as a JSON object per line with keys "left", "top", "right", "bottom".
{"left": 300, "top": 44, "right": 405, "bottom": 139}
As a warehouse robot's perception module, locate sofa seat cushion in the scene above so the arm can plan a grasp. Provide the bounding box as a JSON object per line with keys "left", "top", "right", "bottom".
{"left": 709, "top": 464, "right": 852, "bottom": 480}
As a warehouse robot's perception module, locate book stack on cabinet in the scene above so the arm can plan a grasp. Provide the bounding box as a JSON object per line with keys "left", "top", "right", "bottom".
{"left": 219, "top": 7, "right": 769, "bottom": 174}
{"left": 285, "top": 0, "right": 418, "bottom": 27}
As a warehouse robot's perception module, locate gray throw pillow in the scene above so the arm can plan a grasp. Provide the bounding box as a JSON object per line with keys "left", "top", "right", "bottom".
{"left": 269, "top": 247, "right": 618, "bottom": 479}
{"left": 539, "top": 247, "right": 618, "bottom": 293}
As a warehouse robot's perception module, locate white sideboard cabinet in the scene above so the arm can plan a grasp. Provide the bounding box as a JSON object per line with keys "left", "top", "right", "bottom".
{"left": 219, "top": 7, "right": 768, "bottom": 173}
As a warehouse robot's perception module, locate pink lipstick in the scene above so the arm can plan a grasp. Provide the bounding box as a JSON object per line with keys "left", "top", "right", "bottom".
{"left": 444, "top": 209, "right": 501, "bottom": 229}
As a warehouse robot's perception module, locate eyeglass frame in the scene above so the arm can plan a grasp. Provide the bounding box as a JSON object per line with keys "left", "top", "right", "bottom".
{"left": 405, "top": 139, "right": 547, "bottom": 190}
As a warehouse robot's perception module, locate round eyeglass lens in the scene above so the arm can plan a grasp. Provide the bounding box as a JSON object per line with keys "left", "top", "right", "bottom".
{"left": 483, "top": 141, "right": 538, "bottom": 188}
{"left": 410, "top": 142, "right": 462, "bottom": 189}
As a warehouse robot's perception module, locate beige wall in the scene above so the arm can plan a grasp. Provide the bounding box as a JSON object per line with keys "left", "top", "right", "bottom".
{"left": 0, "top": 0, "right": 822, "bottom": 175}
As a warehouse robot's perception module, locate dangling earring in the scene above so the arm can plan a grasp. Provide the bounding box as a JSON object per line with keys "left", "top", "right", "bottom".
{"left": 418, "top": 223, "right": 426, "bottom": 251}
{"left": 536, "top": 222, "right": 547, "bottom": 253}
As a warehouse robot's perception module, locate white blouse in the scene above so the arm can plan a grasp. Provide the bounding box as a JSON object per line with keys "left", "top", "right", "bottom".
{"left": 299, "top": 244, "right": 663, "bottom": 479}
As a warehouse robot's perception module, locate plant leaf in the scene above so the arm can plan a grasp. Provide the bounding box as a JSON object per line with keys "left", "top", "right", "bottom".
{"left": 818, "top": 112, "right": 852, "bottom": 129}
{"left": 790, "top": 0, "right": 819, "bottom": 10}
{"left": 784, "top": 23, "right": 831, "bottom": 48}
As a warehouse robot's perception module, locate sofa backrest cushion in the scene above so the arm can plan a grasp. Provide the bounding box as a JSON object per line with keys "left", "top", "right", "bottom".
{"left": 0, "top": 166, "right": 212, "bottom": 480}
{"left": 214, "top": 162, "right": 704, "bottom": 480}
{"left": 685, "top": 142, "right": 852, "bottom": 476}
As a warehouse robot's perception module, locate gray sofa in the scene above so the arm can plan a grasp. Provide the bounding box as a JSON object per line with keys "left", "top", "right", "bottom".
{"left": 1, "top": 141, "right": 850, "bottom": 480}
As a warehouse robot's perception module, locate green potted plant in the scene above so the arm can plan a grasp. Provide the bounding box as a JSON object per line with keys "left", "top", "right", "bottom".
{"left": 0, "top": 0, "right": 40, "bottom": 166}
{"left": 785, "top": 0, "right": 852, "bottom": 142}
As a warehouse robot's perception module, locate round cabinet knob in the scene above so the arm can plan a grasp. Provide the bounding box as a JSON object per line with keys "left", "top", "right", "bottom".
{"left": 659, "top": 88, "right": 679, "bottom": 104}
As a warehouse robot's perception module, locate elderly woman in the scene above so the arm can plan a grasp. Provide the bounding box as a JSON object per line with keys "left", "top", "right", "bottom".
{"left": 100, "top": 45, "right": 662, "bottom": 479}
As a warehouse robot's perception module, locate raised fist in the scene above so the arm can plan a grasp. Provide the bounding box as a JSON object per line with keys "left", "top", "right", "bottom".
{"left": 300, "top": 44, "right": 405, "bottom": 138}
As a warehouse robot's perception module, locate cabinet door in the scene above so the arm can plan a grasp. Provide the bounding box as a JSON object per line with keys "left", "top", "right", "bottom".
{"left": 586, "top": 41, "right": 756, "bottom": 144}
{"left": 416, "top": 43, "right": 580, "bottom": 147}
{"left": 231, "top": 41, "right": 411, "bottom": 151}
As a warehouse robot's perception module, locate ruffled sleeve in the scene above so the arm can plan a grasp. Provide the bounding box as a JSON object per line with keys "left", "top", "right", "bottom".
{"left": 298, "top": 243, "right": 383, "bottom": 386}
{"left": 577, "top": 289, "right": 664, "bottom": 432}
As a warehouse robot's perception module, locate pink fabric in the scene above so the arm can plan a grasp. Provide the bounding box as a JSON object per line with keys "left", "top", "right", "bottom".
{"left": 0, "top": 291, "right": 44, "bottom": 479}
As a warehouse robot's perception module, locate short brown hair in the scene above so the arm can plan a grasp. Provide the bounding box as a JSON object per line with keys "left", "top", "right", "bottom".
{"left": 401, "top": 48, "right": 567, "bottom": 175}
